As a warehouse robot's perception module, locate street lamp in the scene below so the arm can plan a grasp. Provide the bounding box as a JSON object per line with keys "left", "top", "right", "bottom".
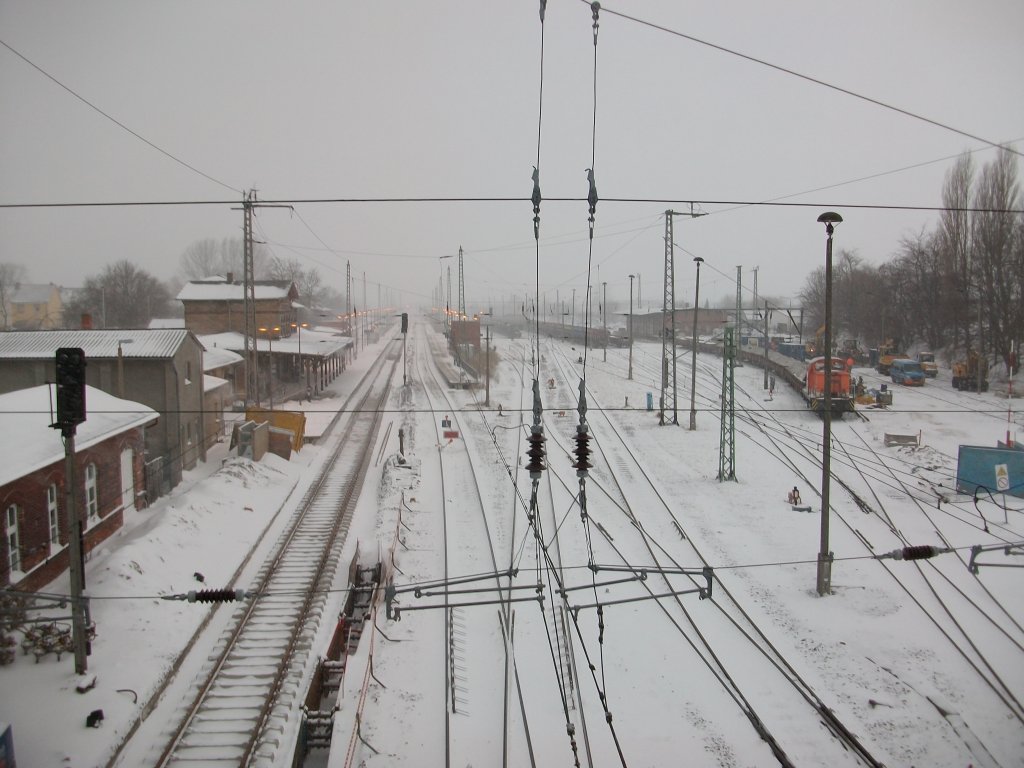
{"left": 258, "top": 325, "right": 280, "bottom": 410}
{"left": 689, "top": 258, "right": 704, "bottom": 430}
{"left": 816, "top": 211, "right": 842, "bottom": 597}
{"left": 628, "top": 274, "right": 635, "bottom": 381}
{"left": 291, "top": 321, "right": 309, "bottom": 391}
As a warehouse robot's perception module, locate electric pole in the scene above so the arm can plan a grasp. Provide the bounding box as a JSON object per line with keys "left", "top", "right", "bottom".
{"left": 458, "top": 245, "right": 466, "bottom": 319}
{"left": 764, "top": 301, "right": 770, "bottom": 390}
{"left": 735, "top": 267, "right": 743, "bottom": 335}
{"left": 628, "top": 274, "right": 635, "bottom": 381}
{"left": 233, "top": 190, "right": 291, "bottom": 406}
{"left": 660, "top": 207, "right": 704, "bottom": 426}
{"left": 718, "top": 329, "right": 737, "bottom": 482}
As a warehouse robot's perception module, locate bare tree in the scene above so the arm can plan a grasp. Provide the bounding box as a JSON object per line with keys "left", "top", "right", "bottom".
{"left": 267, "top": 255, "right": 305, "bottom": 284}
{"left": 800, "top": 249, "right": 886, "bottom": 349}
{"left": 972, "top": 148, "right": 1021, "bottom": 371}
{"left": 179, "top": 237, "right": 269, "bottom": 280}
{"left": 297, "top": 268, "right": 324, "bottom": 309}
{"left": 63, "top": 260, "right": 171, "bottom": 328}
{"left": 266, "top": 256, "right": 327, "bottom": 309}
{"left": 0, "top": 262, "right": 27, "bottom": 329}
{"left": 938, "top": 153, "right": 974, "bottom": 353}
{"left": 893, "top": 230, "right": 946, "bottom": 352}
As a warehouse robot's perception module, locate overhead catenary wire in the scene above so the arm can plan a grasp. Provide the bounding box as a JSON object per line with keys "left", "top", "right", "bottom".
{"left": 0, "top": 38, "right": 241, "bottom": 194}
{"left": 6, "top": 542, "right": 1002, "bottom": 605}
{"left": 3, "top": 196, "right": 1021, "bottom": 213}
{"left": 583, "top": 1, "right": 1024, "bottom": 160}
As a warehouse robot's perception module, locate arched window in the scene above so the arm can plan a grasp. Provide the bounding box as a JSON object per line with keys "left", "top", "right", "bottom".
{"left": 85, "top": 463, "right": 98, "bottom": 518}
{"left": 5, "top": 504, "right": 20, "bottom": 572}
{"left": 47, "top": 483, "right": 59, "bottom": 543}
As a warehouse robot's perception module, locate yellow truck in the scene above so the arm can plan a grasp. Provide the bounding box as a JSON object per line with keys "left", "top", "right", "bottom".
{"left": 951, "top": 350, "right": 988, "bottom": 392}
{"left": 915, "top": 351, "right": 938, "bottom": 378}
{"left": 876, "top": 342, "right": 903, "bottom": 376}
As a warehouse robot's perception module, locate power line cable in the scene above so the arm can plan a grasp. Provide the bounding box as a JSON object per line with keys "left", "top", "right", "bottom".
{"left": 0, "top": 38, "right": 241, "bottom": 195}
{"left": 4, "top": 196, "right": 1020, "bottom": 213}
{"left": 587, "top": 1, "right": 1024, "bottom": 159}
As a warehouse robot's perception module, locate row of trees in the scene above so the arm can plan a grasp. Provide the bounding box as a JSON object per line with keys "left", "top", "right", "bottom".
{"left": 800, "top": 148, "right": 1022, "bottom": 372}
{"left": 180, "top": 237, "right": 344, "bottom": 312}
{"left": 0, "top": 237, "right": 346, "bottom": 331}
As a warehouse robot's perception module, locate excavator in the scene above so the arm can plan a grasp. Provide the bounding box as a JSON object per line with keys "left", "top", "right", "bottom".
{"left": 951, "top": 349, "right": 988, "bottom": 391}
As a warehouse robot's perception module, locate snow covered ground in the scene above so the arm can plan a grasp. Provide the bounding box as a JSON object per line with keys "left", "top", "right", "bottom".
{"left": 2, "top": 324, "right": 1022, "bottom": 767}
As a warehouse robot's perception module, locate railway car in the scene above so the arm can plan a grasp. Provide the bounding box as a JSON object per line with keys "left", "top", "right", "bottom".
{"left": 777, "top": 341, "right": 807, "bottom": 363}
{"left": 804, "top": 356, "right": 855, "bottom": 418}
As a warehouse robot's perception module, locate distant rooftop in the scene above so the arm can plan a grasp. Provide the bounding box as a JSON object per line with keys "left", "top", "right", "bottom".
{"left": 10, "top": 284, "right": 60, "bottom": 304}
{"left": 0, "top": 329, "right": 194, "bottom": 359}
{"left": 177, "top": 279, "right": 296, "bottom": 302}
{"left": 148, "top": 318, "right": 186, "bottom": 329}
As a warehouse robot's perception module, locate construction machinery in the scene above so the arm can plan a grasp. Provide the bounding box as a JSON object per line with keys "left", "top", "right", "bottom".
{"left": 952, "top": 350, "right": 988, "bottom": 391}
{"left": 875, "top": 341, "right": 904, "bottom": 376}
{"left": 916, "top": 351, "right": 938, "bottom": 377}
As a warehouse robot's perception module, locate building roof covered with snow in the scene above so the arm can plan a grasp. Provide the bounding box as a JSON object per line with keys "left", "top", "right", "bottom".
{"left": 199, "top": 343, "right": 243, "bottom": 371}
{"left": 176, "top": 280, "right": 297, "bottom": 302}
{"left": 0, "top": 329, "right": 194, "bottom": 359}
{"left": 0, "top": 384, "right": 157, "bottom": 486}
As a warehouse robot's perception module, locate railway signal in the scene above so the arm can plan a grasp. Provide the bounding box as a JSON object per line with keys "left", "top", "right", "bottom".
{"left": 51, "top": 347, "right": 90, "bottom": 674}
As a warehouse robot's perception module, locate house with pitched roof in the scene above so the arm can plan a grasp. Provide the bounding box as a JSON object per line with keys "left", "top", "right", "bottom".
{"left": 1, "top": 385, "right": 156, "bottom": 591}
{"left": 2, "top": 283, "right": 63, "bottom": 330}
{"left": 0, "top": 329, "right": 205, "bottom": 495}
{"left": 176, "top": 275, "right": 299, "bottom": 336}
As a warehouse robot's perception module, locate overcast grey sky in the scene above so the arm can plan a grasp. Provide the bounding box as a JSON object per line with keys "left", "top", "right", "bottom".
{"left": 1, "top": 0, "right": 1022, "bottom": 316}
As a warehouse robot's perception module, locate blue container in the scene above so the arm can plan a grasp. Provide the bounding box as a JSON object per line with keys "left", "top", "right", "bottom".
{"left": 957, "top": 445, "right": 1024, "bottom": 499}
{"left": 646, "top": 392, "right": 653, "bottom": 411}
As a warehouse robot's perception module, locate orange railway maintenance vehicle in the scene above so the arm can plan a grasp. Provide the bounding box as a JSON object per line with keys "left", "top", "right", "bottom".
{"left": 804, "top": 356, "right": 855, "bottom": 418}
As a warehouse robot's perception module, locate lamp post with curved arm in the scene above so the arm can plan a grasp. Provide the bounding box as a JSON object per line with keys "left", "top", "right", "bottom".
{"left": 258, "top": 325, "right": 280, "bottom": 410}
{"left": 816, "top": 211, "right": 843, "bottom": 596}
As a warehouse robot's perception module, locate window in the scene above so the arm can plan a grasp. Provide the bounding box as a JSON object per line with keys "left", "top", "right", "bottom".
{"left": 6, "top": 504, "right": 20, "bottom": 572}
{"left": 85, "top": 463, "right": 98, "bottom": 518}
{"left": 185, "top": 360, "right": 192, "bottom": 384}
{"left": 48, "top": 484, "right": 59, "bottom": 544}
{"left": 186, "top": 421, "right": 193, "bottom": 446}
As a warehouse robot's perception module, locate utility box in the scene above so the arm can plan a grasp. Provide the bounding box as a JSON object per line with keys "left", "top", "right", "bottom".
{"left": 957, "top": 445, "right": 1024, "bottom": 499}
{"left": 233, "top": 420, "right": 270, "bottom": 461}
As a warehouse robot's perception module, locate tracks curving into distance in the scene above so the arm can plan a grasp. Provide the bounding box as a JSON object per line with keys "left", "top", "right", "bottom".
{"left": 642, "top": 338, "right": 1024, "bottom": 751}
{"left": 543, "top": 341, "right": 884, "bottom": 767}
{"left": 410, "top": 322, "right": 534, "bottom": 768}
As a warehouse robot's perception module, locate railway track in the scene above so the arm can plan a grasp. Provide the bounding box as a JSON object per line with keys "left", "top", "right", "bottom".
{"left": 408, "top": 323, "right": 530, "bottom": 768}
{"left": 112, "top": 339, "right": 402, "bottom": 768}
{"left": 544, "top": 343, "right": 884, "bottom": 767}
{"left": 702, "top": 357, "right": 1024, "bottom": 746}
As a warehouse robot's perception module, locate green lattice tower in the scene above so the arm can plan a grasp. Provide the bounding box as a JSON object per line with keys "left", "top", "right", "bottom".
{"left": 718, "top": 326, "right": 737, "bottom": 481}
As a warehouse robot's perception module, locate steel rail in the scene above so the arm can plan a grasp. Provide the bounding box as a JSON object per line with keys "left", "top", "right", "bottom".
{"left": 150, "top": 339, "right": 401, "bottom": 767}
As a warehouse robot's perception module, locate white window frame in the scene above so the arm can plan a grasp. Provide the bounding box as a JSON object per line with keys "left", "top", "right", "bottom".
{"left": 85, "top": 463, "right": 98, "bottom": 518}
{"left": 6, "top": 504, "right": 20, "bottom": 572}
{"left": 48, "top": 483, "right": 59, "bottom": 544}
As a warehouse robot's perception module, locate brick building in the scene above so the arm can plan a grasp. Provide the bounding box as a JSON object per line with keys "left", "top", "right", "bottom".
{"left": 631, "top": 307, "right": 732, "bottom": 340}
{"left": 1, "top": 385, "right": 156, "bottom": 591}
{"left": 177, "top": 276, "right": 299, "bottom": 336}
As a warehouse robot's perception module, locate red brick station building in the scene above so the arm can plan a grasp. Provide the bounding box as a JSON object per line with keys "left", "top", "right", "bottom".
{"left": 1, "top": 385, "right": 156, "bottom": 591}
